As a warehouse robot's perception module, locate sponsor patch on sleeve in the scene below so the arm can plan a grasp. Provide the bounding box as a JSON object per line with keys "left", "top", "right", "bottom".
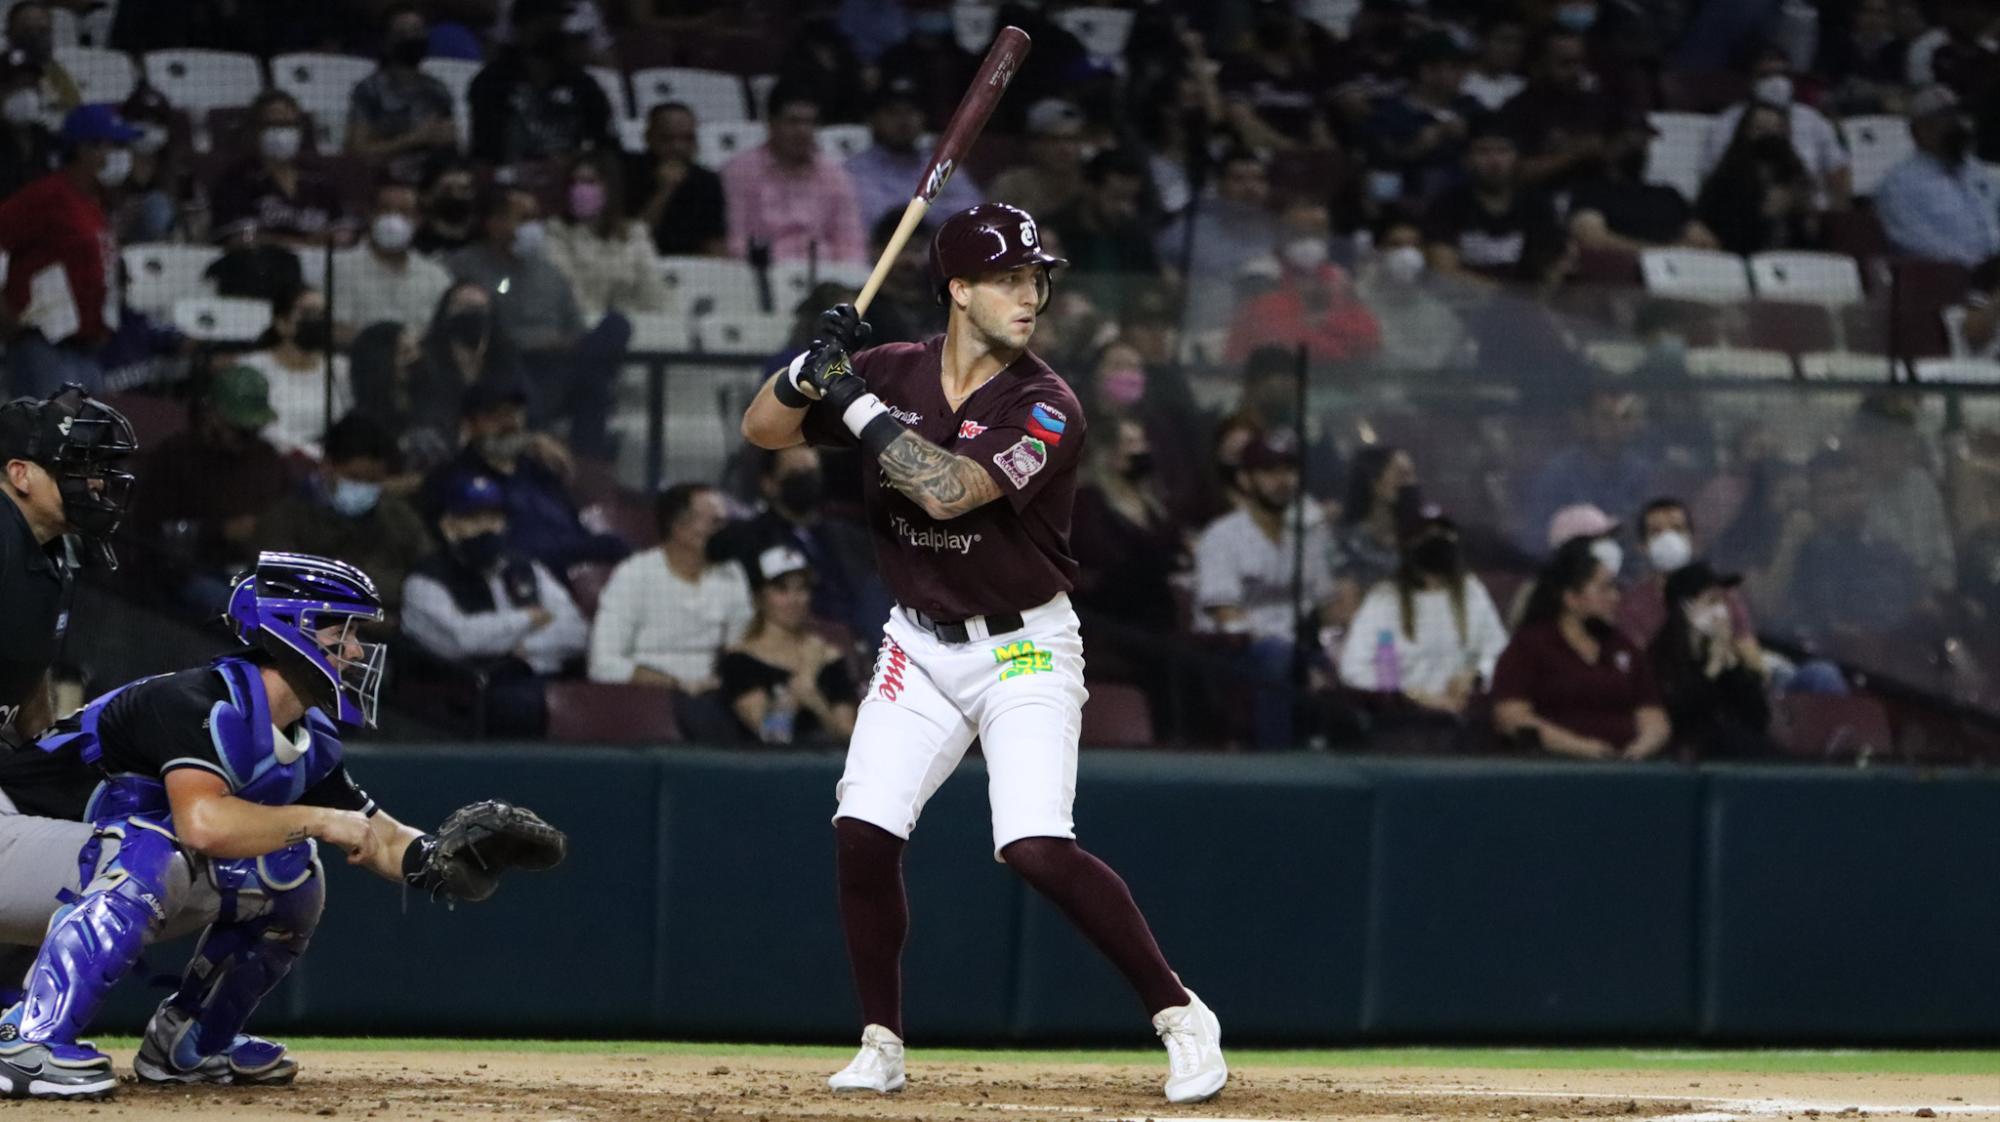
{"left": 992, "top": 435, "right": 1049, "bottom": 489}
{"left": 1024, "top": 402, "right": 1067, "bottom": 445}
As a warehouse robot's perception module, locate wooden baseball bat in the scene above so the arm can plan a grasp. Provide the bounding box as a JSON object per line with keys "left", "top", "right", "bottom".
{"left": 852, "top": 25, "right": 1032, "bottom": 317}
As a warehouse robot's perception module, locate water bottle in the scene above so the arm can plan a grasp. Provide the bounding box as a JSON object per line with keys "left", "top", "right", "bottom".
{"left": 1373, "top": 629, "right": 1402, "bottom": 693}
{"left": 761, "top": 684, "right": 798, "bottom": 745}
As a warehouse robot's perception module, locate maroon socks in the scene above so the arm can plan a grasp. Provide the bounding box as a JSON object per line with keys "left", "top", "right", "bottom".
{"left": 999, "top": 836, "right": 1190, "bottom": 1016}
{"left": 834, "top": 817, "right": 908, "bottom": 1037}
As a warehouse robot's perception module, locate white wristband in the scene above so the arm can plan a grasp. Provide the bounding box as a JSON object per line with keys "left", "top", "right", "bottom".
{"left": 841, "top": 392, "right": 891, "bottom": 438}
{"left": 786, "top": 351, "right": 820, "bottom": 398}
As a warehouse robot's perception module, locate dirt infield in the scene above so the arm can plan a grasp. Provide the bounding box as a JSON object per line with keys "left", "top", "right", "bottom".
{"left": 24, "top": 1051, "right": 1996, "bottom": 1122}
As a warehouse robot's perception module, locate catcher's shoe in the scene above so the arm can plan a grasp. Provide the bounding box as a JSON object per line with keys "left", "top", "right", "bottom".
{"left": 1153, "top": 989, "right": 1227, "bottom": 1104}
{"left": 0, "top": 1006, "right": 116, "bottom": 1100}
{"left": 133, "top": 1003, "right": 296, "bottom": 1087}
{"left": 827, "top": 1024, "right": 905, "bottom": 1094}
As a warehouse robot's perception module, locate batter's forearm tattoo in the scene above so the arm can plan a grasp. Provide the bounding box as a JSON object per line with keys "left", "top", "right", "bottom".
{"left": 879, "top": 431, "right": 1000, "bottom": 518}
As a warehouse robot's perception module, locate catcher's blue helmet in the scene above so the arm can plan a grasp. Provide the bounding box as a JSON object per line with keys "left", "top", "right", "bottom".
{"left": 226, "top": 551, "right": 387, "bottom": 728}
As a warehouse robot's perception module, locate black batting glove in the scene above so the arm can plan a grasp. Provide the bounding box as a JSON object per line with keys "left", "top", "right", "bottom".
{"left": 817, "top": 303, "right": 871, "bottom": 352}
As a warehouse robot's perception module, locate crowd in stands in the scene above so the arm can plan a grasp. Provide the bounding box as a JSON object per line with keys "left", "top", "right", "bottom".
{"left": 0, "top": 0, "right": 1997, "bottom": 757}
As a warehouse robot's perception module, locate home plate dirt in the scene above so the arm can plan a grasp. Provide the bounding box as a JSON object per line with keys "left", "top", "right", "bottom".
{"left": 24, "top": 1053, "right": 1997, "bottom": 1122}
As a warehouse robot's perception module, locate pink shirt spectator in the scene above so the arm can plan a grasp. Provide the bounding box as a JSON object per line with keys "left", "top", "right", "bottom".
{"left": 721, "top": 146, "right": 868, "bottom": 264}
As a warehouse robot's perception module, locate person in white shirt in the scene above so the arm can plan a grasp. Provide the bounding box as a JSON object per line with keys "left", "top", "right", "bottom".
{"left": 545, "top": 148, "right": 672, "bottom": 324}
{"left": 332, "top": 181, "right": 454, "bottom": 341}
{"left": 1338, "top": 512, "right": 1507, "bottom": 716}
{"left": 1698, "top": 46, "right": 1853, "bottom": 211}
{"left": 587, "top": 481, "right": 753, "bottom": 693}
{"left": 234, "top": 286, "right": 351, "bottom": 459}
{"left": 1460, "top": 16, "right": 1527, "bottom": 112}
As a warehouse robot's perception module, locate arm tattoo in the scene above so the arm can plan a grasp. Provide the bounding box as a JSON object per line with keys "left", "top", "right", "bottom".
{"left": 878, "top": 430, "right": 1001, "bottom": 519}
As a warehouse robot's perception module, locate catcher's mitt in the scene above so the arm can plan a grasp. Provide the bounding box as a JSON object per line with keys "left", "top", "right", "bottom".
{"left": 407, "top": 800, "right": 567, "bottom": 903}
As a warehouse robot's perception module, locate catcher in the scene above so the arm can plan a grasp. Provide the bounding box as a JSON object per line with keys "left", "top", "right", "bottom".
{"left": 0, "top": 552, "right": 565, "bottom": 1100}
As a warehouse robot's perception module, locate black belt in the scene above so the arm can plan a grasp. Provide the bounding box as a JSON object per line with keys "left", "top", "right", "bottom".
{"left": 907, "top": 607, "right": 1025, "bottom": 644}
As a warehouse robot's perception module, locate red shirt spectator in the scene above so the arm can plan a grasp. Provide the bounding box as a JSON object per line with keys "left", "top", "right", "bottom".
{"left": 0, "top": 158, "right": 116, "bottom": 345}
{"left": 1224, "top": 260, "right": 1382, "bottom": 365}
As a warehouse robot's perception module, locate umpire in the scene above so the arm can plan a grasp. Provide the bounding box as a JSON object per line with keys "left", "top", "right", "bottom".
{"left": 0, "top": 384, "right": 134, "bottom": 760}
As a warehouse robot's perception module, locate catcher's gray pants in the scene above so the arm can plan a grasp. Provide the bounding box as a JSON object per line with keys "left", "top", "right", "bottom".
{"left": 0, "top": 789, "right": 220, "bottom": 990}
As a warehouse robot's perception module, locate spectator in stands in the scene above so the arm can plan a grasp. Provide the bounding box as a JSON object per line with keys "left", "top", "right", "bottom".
{"left": 1225, "top": 199, "right": 1380, "bottom": 365}
{"left": 873, "top": 3, "right": 978, "bottom": 132}
{"left": 1770, "top": 448, "right": 1933, "bottom": 642}
{"left": 629, "top": 102, "right": 726, "bottom": 258}
{"left": 1695, "top": 101, "right": 1819, "bottom": 256}
{"left": 719, "top": 544, "right": 859, "bottom": 745}
{"left": 1354, "top": 215, "right": 1467, "bottom": 376}
{"left": 1874, "top": 85, "right": 2000, "bottom": 267}
{"left": 856, "top": 209, "right": 935, "bottom": 346}
{"left": 1360, "top": 33, "right": 1480, "bottom": 204}
{"left": 1131, "top": 50, "right": 1223, "bottom": 220}
{"left": 547, "top": 149, "right": 670, "bottom": 324}
{"left": 346, "top": 3, "right": 460, "bottom": 184}
{"left": 1619, "top": 496, "right": 1764, "bottom": 668}
{"left": 1497, "top": 28, "right": 1617, "bottom": 190}
{"left": 1547, "top": 503, "right": 1627, "bottom": 576}
{"left": 211, "top": 91, "right": 345, "bottom": 251}
{"left": 258, "top": 413, "right": 433, "bottom": 617}
{"left": 1905, "top": 0, "right": 1998, "bottom": 98}
{"left": 721, "top": 84, "right": 866, "bottom": 264}
{"left": 1206, "top": 413, "right": 1260, "bottom": 519}
{"left": 131, "top": 364, "right": 291, "bottom": 614}
{"left": 468, "top": 0, "right": 616, "bottom": 165}
{"left": 847, "top": 76, "right": 979, "bottom": 234}
{"left": 773, "top": 12, "right": 868, "bottom": 125}
{"left": 1423, "top": 121, "right": 1564, "bottom": 286}
{"left": 987, "top": 98, "right": 1088, "bottom": 219}
{"left": 1192, "top": 430, "right": 1337, "bottom": 748}
{"left": 1819, "top": 0, "right": 1913, "bottom": 116}
{"left": 1700, "top": 44, "right": 1854, "bottom": 212}
{"left": 1461, "top": 15, "right": 1528, "bottom": 112}
{"left": 449, "top": 183, "right": 626, "bottom": 460}
{"left": 710, "top": 443, "right": 885, "bottom": 642}
{"left": 0, "top": 104, "right": 140, "bottom": 396}
{"left": 1221, "top": 345, "right": 1342, "bottom": 502}
{"left": 409, "top": 281, "right": 524, "bottom": 441}
{"left": 114, "top": 89, "right": 185, "bottom": 245}
{"left": 1048, "top": 149, "right": 1163, "bottom": 316}
{"left": 1568, "top": 115, "right": 1720, "bottom": 252}
{"left": 1851, "top": 390, "right": 1957, "bottom": 591}
{"left": 1339, "top": 511, "right": 1508, "bottom": 717}
{"left": 1157, "top": 148, "right": 1276, "bottom": 336}
{"left": 588, "top": 482, "right": 752, "bottom": 737}
{"left": 1492, "top": 536, "right": 1670, "bottom": 760}
{"left": 1216, "top": 2, "right": 1332, "bottom": 151}
{"left": 491, "top": 0, "right": 616, "bottom": 60}
{"left": 236, "top": 286, "right": 349, "bottom": 459}
{"left": 1332, "top": 445, "right": 1421, "bottom": 611}
{"left": 404, "top": 471, "right": 589, "bottom": 736}
{"left": 0, "top": 49, "right": 55, "bottom": 201}
{"left": 1648, "top": 561, "right": 1772, "bottom": 758}
{"left": 333, "top": 180, "right": 454, "bottom": 341}
{"left": 415, "top": 160, "right": 480, "bottom": 255}
{"left": 1520, "top": 388, "right": 1656, "bottom": 553}
{"left": 348, "top": 321, "right": 456, "bottom": 474}
{"left": 1072, "top": 415, "right": 1185, "bottom": 724}
{"left": 3, "top": 3, "right": 74, "bottom": 116}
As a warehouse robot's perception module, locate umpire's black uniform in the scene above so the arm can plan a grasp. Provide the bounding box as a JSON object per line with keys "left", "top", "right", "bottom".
{"left": 0, "top": 447, "right": 71, "bottom": 745}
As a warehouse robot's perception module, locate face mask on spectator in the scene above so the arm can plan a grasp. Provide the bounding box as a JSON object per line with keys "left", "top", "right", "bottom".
{"left": 1553, "top": 4, "right": 1596, "bottom": 31}
{"left": 1646, "top": 529, "right": 1693, "bottom": 573}
{"left": 568, "top": 180, "right": 607, "bottom": 221}
{"left": 1382, "top": 246, "right": 1425, "bottom": 285}
{"left": 1753, "top": 75, "right": 1794, "bottom": 107}
{"left": 777, "top": 470, "right": 824, "bottom": 515}
{"left": 1687, "top": 599, "right": 1730, "bottom": 638}
{"left": 512, "top": 220, "right": 547, "bottom": 257}
{"left": 1122, "top": 450, "right": 1154, "bottom": 481}
{"left": 261, "top": 124, "right": 303, "bottom": 162}
{"left": 1101, "top": 366, "right": 1146, "bottom": 407}
{"left": 2, "top": 89, "right": 40, "bottom": 127}
{"left": 293, "top": 315, "right": 331, "bottom": 352}
{"left": 1281, "top": 236, "right": 1328, "bottom": 272}
{"left": 446, "top": 309, "right": 488, "bottom": 347}
{"left": 453, "top": 530, "right": 506, "bottom": 570}
{"left": 96, "top": 148, "right": 131, "bottom": 188}
{"left": 389, "top": 35, "right": 428, "bottom": 67}
{"left": 1590, "top": 537, "right": 1623, "bottom": 578}
{"left": 372, "top": 213, "right": 414, "bottom": 253}
{"left": 329, "top": 477, "right": 382, "bottom": 517}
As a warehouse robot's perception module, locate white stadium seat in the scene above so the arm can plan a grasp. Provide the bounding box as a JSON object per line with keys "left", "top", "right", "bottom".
{"left": 768, "top": 260, "right": 873, "bottom": 310}
{"left": 626, "top": 312, "right": 690, "bottom": 351}
{"left": 1799, "top": 351, "right": 1901, "bottom": 381}
{"left": 816, "top": 123, "right": 871, "bottom": 161}
{"left": 747, "top": 73, "right": 779, "bottom": 120}
{"left": 271, "top": 52, "right": 376, "bottom": 151}
{"left": 1839, "top": 115, "right": 1914, "bottom": 197}
{"left": 1748, "top": 251, "right": 1865, "bottom": 304}
{"left": 1583, "top": 340, "right": 1646, "bottom": 376}
{"left": 172, "top": 296, "right": 270, "bottom": 342}
{"left": 1641, "top": 248, "right": 1751, "bottom": 302}
{"left": 1052, "top": 7, "right": 1135, "bottom": 60}
{"left": 616, "top": 117, "right": 646, "bottom": 155}
{"left": 631, "top": 67, "right": 744, "bottom": 124}
{"left": 143, "top": 49, "right": 263, "bottom": 117}
{"left": 1913, "top": 358, "right": 2000, "bottom": 384}
{"left": 54, "top": 46, "right": 136, "bottom": 106}
{"left": 657, "top": 256, "right": 757, "bottom": 315}
{"left": 123, "top": 243, "right": 220, "bottom": 318}
{"left": 1686, "top": 346, "right": 1796, "bottom": 380}
{"left": 952, "top": 3, "right": 998, "bottom": 53}
{"left": 697, "top": 120, "right": 765, "bottom": 169}
{"left": 690, "top": 312, "right": 789, "bottom": 354}
{"left": 1644, "top": 112, "right": 1711, "bottom": 203}
{"left": 588, "top": 64, "right": 629, "bottom": 121}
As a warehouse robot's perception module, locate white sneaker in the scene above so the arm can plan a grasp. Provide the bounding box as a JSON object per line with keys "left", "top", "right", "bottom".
{"left": 827, "top": 1024, "right": 905, "bottom": 1094}
{"left": 1152, "top": 989, "right": 1227, "bottom": 1104}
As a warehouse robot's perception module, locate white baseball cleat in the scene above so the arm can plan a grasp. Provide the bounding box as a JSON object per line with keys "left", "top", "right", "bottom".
{"left": 827, "top": 1023, "right": 905, "bottom": 1094}
{"left": 1153, "top": 989, "right": 1227, "bottom": 1104}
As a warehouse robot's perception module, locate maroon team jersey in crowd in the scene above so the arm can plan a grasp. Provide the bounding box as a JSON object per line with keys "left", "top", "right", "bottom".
{"left": 802, "top": 334, "right": 1085, "bottom": 621}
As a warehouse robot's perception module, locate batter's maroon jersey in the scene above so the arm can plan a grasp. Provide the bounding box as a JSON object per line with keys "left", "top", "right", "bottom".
{"left": 802, "top": 334, "right": 1085, "bottom": 621}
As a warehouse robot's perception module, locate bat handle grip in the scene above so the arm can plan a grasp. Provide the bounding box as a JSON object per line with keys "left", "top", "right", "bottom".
{"left": 853, "top": 197, "right": 933, "bottom": 318}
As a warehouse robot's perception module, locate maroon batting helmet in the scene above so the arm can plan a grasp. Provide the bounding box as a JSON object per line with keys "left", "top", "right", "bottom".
{"left": 929, "top": 202, "right": 1067, "bottom": 307}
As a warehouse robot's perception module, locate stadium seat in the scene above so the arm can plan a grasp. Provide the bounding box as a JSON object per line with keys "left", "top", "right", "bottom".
{"left": 690, "top": 312, "right": 790, "bottom": 354}
{"left": 1643, "top": 112, "right": 1712, "bottom": 202}
{"left": 1080, "top": 681, "right": 1154, "bottom": 747}
{"left": 1582, "top": 340, "right": 1645, "bottom": 375}
{"left": 816, "top": 123, "right": 871, "bottom": 161}
{"left": 631, "top": 66, "right": 746, "bottom": 124}
{"left": 1889, "top": 259, "right": 1972, "bottom": 358}
{"left": 271, "top": 52, "right": 376, "bottom": 152}
{"left": 123, "top": 243, "right": 221, "bottom": 317}
{"left": 564, "top": 562, "right": 617, "bottom": 620}
{"left": 767, "top": 260, "right": 872, "bottom": 311}
{"left": 1913, "top": 358, "right": 2000, "bottom": 384}
{"left": 171, "top": 296, "right": 271, "bottom": 342}
{"left": 1740, "top": 301, "right": 1836, "bottom": 353}
{"left": 1774, "top": 694, "right": 1893, "bottom": 761}
{"left": 1822, "top": 209, "right": 1890, "bottom": 264}
{"left": 1685, "top": 346, "right": 1795, "bottom": 380}
{"left": 1838, "top": 302, "right": 1890, "bottom": 353}
{"left": 615, "top": 116, "right": 646, "bottom": 154}
{"left": 952, "top": 2, "right": 998, "bottom": 53}
{"left": 1053, "top": 7, "right": 1137, "bottom": 60}
{"left": 1641, "top": 248, "right": 1751, "bottom": 302}
{"left": 697, "top": 120, "right": 765, "bottom": 169}
{"left": 657, "top": 256, "right": 757, "bottom": 315}
{"left": 579, "top": 494, "right": 659, "bottom": 549}
{"left": 746, "top": 73, "right": 778, "bottom": 119}
{"left": 544, "top": 681, "right": 681, "bottom": 744}
{"left": 588, "top": 64, "right": 630, "bottom": 121}
{"left": 627, "top": 311, "right": 691, "bottom": 350}
{"left": 144, "top": 49, "right": 264, "bottom": 143}
{"left": 1799, "top": 351, "right": 1902, "bottom": 381}
{"left": 420, "top": 56, "right": 479, "bottom": 146}
{"left": 1839, "top": 115, "right": 1914, "bottom": 197}
{"left": 100, "top": 391, "right": 185, "bottom": 447}
{"left": 1748, "top": 251, "right": 1865, "bottom": 304}
{"left": 53, "top": 46, "right": 136, "bottom": 105}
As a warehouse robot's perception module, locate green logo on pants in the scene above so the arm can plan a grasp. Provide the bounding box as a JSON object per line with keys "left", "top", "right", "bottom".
{"left": 993, "top": 640, "right": 1054, "bottom": 680}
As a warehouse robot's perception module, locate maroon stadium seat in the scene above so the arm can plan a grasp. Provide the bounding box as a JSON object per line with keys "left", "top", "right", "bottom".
{"left": 1774, "top": 694, "right": 1894, "bottom": 761}
{"left": 101, "top": 392, "right": 186, "bottom": 447}
{"left": 1887, "top": 259, "right": 1972, "bottom": 359}
{"left": 565, "top": 562, "right": 616, "bottom": 620}
{"left": 1739, "top": 300, "right": 1836, "bottom": 354}
{"left": 1081, "top": 682, "right": 1155, "bottom": 748}
{"left": 544, "top": 681, "right": 682, "bottom": 744}
{"left": 1824, "top": 210, "right": 1890, "bottom": 265}
{"left": 581, "top": 494, "right": 659, "bottom": 550}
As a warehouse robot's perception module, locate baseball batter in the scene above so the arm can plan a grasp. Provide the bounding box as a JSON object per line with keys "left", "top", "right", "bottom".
{"left": 741, "top": 202, "right": 1227, "bottom": 1105}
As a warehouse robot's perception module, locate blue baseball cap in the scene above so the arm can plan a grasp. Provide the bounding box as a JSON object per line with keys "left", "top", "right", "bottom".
{"left": 442, "top": 473, "right": 506, "bottom": 516}
{"left": 60, "top": 103, "right": 141, "bottom": 146}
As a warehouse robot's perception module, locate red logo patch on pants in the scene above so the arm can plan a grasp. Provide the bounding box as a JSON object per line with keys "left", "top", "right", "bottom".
{"left": 873, "top": 638, "right": 910, "bottom": 702}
